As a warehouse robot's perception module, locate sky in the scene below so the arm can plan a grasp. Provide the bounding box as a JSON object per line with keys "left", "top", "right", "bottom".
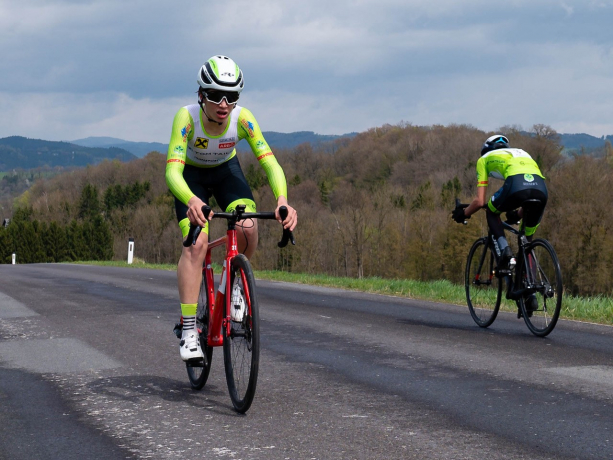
{"left": 1, "top": 0, "right": 613, "bottom": 143}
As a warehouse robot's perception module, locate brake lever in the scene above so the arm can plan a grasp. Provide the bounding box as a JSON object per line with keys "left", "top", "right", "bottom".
{"left": 277, "top": 206, "right": 296, "bottom": 248}
{"left": 182, "top": 206, "right": 213, "bottom": 247}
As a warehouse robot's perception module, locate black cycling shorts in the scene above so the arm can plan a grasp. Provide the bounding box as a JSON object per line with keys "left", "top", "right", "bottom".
{"left": 488, "top": 173, "right": 548, "bottom": 229}
{"left": 174, "top": 156, "right": 255, "bottom": 224}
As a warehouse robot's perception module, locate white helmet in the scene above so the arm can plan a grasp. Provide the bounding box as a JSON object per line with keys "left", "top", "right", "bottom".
{"left": 481, "top": 134, "right": 510, "bottom": 156}
{"left": 197, "top": 55, "right": 244, "bottom": 93}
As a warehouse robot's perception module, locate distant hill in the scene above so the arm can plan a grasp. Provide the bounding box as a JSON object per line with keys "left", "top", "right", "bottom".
{"left": 558, "top": 133, "right": 613, "bottom": 151}
{"left": 71, "top": 131, "right": 358, "bottom": 157}
{"left": 70, "top": 137, "right": 167, "bottom": 158}
{"left": 0, "top": 136, "right": 136, "bottom": 172}
{"left": 258, "top": 131, "right": 358, "bottom": 150}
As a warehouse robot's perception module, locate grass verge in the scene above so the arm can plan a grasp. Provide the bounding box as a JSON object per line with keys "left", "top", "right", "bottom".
{"left": 73, "top": 261, "right": 613, "bottom": 327}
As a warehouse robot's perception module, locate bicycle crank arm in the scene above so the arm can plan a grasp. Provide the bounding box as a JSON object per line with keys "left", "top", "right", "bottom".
{"left": 507, "top": 286, "right": 537, "bottom": 301}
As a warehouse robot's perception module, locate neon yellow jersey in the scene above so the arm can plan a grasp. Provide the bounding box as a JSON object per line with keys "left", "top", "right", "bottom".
{"left": 166, "top": 104, "right": 287, "bottom": 205}
{"left": 476, "top": 148, "right": 545, "bottom": 187}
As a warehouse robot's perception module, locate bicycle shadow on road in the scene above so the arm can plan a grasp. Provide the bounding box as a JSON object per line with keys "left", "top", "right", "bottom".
{"left": 83, "top": 374, "right": 238, "bottom": 416}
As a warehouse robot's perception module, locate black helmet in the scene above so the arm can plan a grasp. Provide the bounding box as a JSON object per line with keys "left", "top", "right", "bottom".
{"left": 481, "top": 134, "right": 510, "bottom": 156}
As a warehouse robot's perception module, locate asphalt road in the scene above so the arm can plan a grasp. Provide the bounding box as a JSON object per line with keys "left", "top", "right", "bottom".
{"left": 0, "top": 264, "right": 611, "bottom": 460}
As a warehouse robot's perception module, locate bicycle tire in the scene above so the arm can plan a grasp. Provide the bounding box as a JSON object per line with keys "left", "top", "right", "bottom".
{"left": 223, "top": 254, "right": 260, "bottom": 413}
{"left": 517, "top": 238, "right": 563, "bottom": 337}
{"left": 465, "top": 237, "right": 502, "bottom": 328}
{"left": 186, "top": 267, "right": 213, "bottom": 390}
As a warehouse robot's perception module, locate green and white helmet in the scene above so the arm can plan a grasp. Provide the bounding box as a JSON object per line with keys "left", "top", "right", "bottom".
{"left": 197, "top": 55, "right": 244, "bottom": 93}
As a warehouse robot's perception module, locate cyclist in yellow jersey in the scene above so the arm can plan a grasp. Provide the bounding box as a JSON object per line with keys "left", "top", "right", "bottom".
{"left": 452, "top": 134, "right": 548, "bottom": 273}
{"left": 166, "top": 55, "right": 298, "bottom": 361}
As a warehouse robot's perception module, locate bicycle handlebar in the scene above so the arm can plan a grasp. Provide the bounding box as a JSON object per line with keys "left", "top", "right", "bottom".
{"left": 454, "top": 198, "right": 469, "bottom": 225}
{"left": 183, "top": 205, "right": 296, "bottom": 248}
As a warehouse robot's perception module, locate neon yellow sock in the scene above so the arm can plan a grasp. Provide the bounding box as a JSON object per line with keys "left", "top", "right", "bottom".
{"left": 181, "top": 303, "right": 197, "bottom": 317}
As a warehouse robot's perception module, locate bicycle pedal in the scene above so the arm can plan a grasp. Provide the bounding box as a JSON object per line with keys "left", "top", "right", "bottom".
{"left": 185, "top": 357, "right": 204, "bottom": 367}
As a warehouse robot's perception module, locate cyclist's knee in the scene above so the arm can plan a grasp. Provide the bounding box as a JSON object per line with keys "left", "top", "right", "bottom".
{"left": 182, "top": 238, "right": 208, "bottom": 261}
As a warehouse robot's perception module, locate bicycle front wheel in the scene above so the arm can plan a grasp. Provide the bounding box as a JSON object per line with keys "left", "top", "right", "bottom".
{"left": 518, "top": 239, "right": 563, "bottom": 337}
{"left": 186, "top": 267, "right": 213, "bottom": 390}
{"left": 223, "top": 254, "right": 260, "bottom": 413}
{"left": 465, "top": 237, "right": 502, "bottom": 328}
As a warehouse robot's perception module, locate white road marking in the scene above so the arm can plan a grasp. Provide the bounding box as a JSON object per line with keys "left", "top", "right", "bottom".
{"left": 0, "top": 337, "right": 122, "bottom": 373}
{"left": 0, "top": 291, "right": 38, "bottom": 318}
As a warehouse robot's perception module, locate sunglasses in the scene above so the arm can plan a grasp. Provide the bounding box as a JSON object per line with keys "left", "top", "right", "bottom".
{"left": 203, "top": 90, "right": 240, "bottom": 104}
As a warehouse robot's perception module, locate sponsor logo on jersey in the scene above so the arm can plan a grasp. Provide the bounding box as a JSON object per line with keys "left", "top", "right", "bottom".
{"left": 219, "top": 142, "right": 235, "bottom": 149}
{"left": 167, "top": 159, "right": 185, "bottom": 165}
{"left": 181, "top": 123, "right": 191, "bottom": 142}
{"left": 241, "top": 119, "right": 255, "bottom": 138}
{"left": 194, "top": 137, "right": 209, "bottom": 149}
{"left": 219, "top": 137, "right": 234, "bottom": 143}
{"left": 257, "top": 152, "right": 273, "bottom": 161}
{"left": 524, "top": 173, "right": 534, "bottom": 182}
{"left": 173, "top": 145, "right": 184, "bottom": 154}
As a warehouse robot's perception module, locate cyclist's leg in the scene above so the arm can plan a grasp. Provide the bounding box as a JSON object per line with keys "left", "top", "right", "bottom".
{"left": 212, "top": 156, "right": 259, "bottom": 259}
{"left": 174, "top": 167, "right": 213, "bottom": 360}
{"left": 487, "top": 177, "right": 516, "bottom": 264}
{"left": 521, "top": 177, "right": 548, "bottom": 242}
{"left": 176, "top": 216, "right": 209, "bottom": 360}
{"left": 518, "top": 180, "right": 549, "bottom": 310}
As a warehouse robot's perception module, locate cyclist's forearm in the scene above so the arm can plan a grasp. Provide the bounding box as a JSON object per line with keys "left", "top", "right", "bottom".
{"left": 465, "top": 188, "right": 487, "bottom": 217}
{"left": 259, "top": 157, "right": 288, "bottom": 199}
{"left": 166, "top": 164, "right": 195, "bottom": 205}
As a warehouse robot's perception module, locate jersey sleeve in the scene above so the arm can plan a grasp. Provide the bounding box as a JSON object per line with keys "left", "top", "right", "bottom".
{"left": 237, "top": 108, "right": 288, "bottom": 199}
{"left": 475, "top": 157, "right": 489, "bottom": 187}
{"left": 166, "top": 107, "right": 196, "bottom": 205}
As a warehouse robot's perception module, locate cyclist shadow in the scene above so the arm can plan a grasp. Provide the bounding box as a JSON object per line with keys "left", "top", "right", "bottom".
{"left": 396, "top": 316, "right": 540, "bottom": 340}
{"left": 84, "top": 374, "right": 235, "bottom": 416}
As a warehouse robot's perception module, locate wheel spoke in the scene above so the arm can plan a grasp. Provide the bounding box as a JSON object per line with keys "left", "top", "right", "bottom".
{"left": 223, "top": 255, "right": 259, "bottom": 413}
{"left": 466, "top": 238, "right": 502, "bottom": 328}
{"left": 518, "top": 239, "right": 563, "bottom": 337}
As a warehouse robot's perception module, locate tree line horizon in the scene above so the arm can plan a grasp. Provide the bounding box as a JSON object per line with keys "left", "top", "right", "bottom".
{"left": 1, "top": 121, "right": 612, "bottom": 298}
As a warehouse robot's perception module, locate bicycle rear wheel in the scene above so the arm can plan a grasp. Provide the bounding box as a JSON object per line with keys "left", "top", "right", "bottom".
{"left": 223, "top": 254, "right": 260, "bottom": 413}
{"left": 186, "top": 267, "right": 213, "bottom": 390}
{"left": 465, "top": 237, "right": 502, "bottom": 328}
{"left": 518, "top": 239, "right": 563, "bottom": 337}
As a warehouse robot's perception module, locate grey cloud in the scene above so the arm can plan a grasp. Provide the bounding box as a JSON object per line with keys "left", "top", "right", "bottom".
{"left": 1, "top": 0, "right": 613, "bottom": 140}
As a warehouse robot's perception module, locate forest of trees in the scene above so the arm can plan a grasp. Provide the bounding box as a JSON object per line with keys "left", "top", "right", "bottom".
{"left": 1, "top": 123, "right": 612, "bottom": 298}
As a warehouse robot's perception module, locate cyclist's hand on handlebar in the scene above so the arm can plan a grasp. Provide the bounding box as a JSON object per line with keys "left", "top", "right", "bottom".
{"left": 451, "top": 207, "right": 470, "bottom": 223}
{"left": 452, "top": 199, "right": 470, "bottom": 224}
{"left": 186, "top": 196, "right": 212, "bottom": 227}
{"left": 275, "top": 198, "right": 297, "bottom": 231}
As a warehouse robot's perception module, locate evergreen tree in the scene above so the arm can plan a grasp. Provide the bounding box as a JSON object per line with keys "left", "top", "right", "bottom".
{"left": 30, "top": 220, "right": 47, "bottom": 262}
{"left": 44, "top": 221, "right": 69, "bottom": 262}
{"left": 66, "top": 220, "right": 87, "bottom": 261}
{"left": 90, "top": 215, "right": 113, "bottom": 260}
{"left": 245, "top": 164, "right": 266, "bottom": 190}
{"left": 12, "top": 206, "right": 33, "bottom": 223}
{"left": 78, "top": 184, "right": 101, "bottom": 219}
{"left": 0, "top": 227, "right": 12, "bottom": 264}
{"left": 103, "top": 185, "right": 119, "bottom": 212}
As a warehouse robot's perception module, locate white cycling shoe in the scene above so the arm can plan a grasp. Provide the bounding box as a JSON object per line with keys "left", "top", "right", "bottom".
{"left": 231, "top": 284, "right": 245, "bottom": 322}
{"left": 180, "top": 329, "right": 204, "bottom": 361}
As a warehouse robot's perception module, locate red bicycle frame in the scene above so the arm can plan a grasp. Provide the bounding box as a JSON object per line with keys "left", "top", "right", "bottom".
{"left": 202, "top": 228, "right": 251, "bottom": 347}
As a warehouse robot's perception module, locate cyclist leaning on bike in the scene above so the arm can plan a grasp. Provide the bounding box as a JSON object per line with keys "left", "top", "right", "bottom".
{"left": 165, "top": 55, "right": 298, "bottom": 361}
{"left": 452, "top": 135, "right": 548, "bottom": 285}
